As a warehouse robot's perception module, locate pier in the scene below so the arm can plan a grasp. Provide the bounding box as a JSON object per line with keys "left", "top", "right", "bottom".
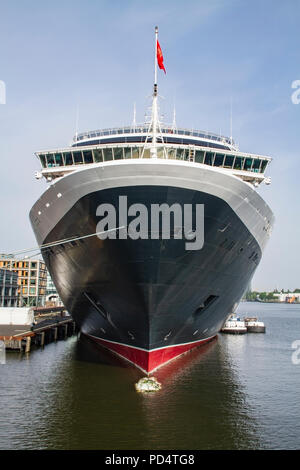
{"left": 0, "top": 308, "right": 77, "bottom": 352}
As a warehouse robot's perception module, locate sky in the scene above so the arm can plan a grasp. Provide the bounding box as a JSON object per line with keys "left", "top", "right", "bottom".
{"left": 0, "top": 0, "right": 299, "bottom": 291}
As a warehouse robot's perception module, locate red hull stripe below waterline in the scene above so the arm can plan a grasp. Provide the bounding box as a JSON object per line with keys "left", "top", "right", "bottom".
{"left": 86, "top": 335, "right": 216, "bottom": 373}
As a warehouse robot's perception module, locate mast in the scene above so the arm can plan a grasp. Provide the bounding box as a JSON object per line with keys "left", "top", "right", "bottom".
{"left": 141, "top": 26, "right": 166, "bottom": 159}
{"left": 150, "top": 26, "right": 159, "bottom": 158}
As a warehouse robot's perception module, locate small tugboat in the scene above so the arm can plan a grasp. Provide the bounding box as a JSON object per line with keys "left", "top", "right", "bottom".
{"left": 221, "top": 314, "right": 247, "bottom": 334}
{"left": 244, "top": 317, "right": 266, "bottom": 333}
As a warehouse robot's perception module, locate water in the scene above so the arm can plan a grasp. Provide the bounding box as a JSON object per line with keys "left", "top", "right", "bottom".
{"left": 0, "top": 302, "right": 300, "bottom": 450}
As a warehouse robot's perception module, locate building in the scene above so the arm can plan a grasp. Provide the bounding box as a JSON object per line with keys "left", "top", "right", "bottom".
{"left": 0, "top": 268, "right": 18, "bottom": 307}
{"left": 273, "top": 292, "right": 300, "bottom": 303}
{"left": 46, "top": 271, "right": 63, "bottom": 306}
{"left": 0, "top": 255, "right": 47, "bottom": 306}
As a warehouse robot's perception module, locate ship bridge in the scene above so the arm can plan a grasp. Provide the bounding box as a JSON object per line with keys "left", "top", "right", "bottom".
{"left": 35, "top": 126, "right": 272, "bottom": 187}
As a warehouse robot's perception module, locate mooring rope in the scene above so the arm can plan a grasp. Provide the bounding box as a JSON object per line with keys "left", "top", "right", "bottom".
{"left": 5, "top": 226, "right": 126, "bottom": 258}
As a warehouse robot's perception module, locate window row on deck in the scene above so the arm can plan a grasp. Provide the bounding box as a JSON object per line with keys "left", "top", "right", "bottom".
{"left": 73, "top": 136, "right": 230, "bottom": 151}
{"left": 38, "top": 146, "right": 269, "bottom": 173}
{"left": 75, "top": 126, "right": 232, "bottom": 145}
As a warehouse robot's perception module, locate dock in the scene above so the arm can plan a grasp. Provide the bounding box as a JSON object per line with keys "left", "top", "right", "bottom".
{"left": 0, "top": 308, "right": 77, "bottom": 352}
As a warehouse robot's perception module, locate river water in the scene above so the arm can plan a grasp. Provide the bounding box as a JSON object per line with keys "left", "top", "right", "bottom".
{"left": 1, "top": 302, "right": 300, "bottom": 450}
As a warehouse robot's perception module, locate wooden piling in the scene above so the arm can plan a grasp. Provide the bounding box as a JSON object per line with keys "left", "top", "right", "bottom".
{"left": 52, "top": 327, "right": 58, "bottom": 342}
{"left": 25, "top": 336, "right": 31, "bottom": 353}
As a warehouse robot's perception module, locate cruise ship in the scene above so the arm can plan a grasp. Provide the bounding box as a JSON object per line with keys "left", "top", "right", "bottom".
{"left": 30, "top": 28, "right": 274, "bottom": 374}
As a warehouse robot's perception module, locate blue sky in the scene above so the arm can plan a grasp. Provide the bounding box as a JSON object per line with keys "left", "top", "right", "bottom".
{"left": 0, "top": 0, "right": 299, "bottom": 291}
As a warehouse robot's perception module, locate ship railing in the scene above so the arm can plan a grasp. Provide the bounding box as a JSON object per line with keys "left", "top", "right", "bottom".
{"left": 73, "top": 125, "right": 233, "bottom": 146}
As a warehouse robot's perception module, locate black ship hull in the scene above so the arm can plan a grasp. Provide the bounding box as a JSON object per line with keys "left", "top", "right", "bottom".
{"left": 39, "top": 184, "right": 262, "bottom": 373}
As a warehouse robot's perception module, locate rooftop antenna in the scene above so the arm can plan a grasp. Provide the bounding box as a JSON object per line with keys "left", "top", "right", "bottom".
{"left": 230, "top": 96, "right": 233, "bottom": 145}
{"left": 132, "top": 102, "right": 137, "bottom": 129}
{"left": 75, "top": 104, "right": 79, "bottom": 141}
{"left": 172, "top": 104, "right": 177, "bottom": 131}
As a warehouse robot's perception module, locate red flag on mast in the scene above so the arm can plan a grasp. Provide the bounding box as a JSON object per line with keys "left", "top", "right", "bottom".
{"left": 157, "top": 40, "right": 166, "bottom": 74}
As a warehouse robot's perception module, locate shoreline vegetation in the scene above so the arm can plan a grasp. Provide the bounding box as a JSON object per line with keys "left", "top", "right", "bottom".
{"left": 244, "top": 289, "right": 300, "bottom": 303}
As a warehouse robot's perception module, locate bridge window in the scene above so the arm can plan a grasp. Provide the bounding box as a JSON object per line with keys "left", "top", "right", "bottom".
{"left": 244, "top": 158, "right": 253, "bottom": 171}
{"left": 114, "top": 148, "right": 123, "bottom": 160}
{"left": 55, "top": 153, "right": 63, "bottom": 166}
{"left": 176, "top": 149, "right": 185, "bottom": 160}
{"left": 64, "top": 152, "right": 73, "bottom": 165}
{"left": 73, "top": 151, "right": 83, "bottom": 164}
{"left": 204, "top": 152, "right": 214, "bottom": 165}
{"left": 103, "top": 148, "right": 113, "bottom": 161}
{"left": 195, "top": 150, "right": 204, "bottom": 163}
{"left": 132, "top": 147, "right": 140, "bottom": 159}
{"left": 39, "top": 155, "right": 46, "bottom": 168}
{"left": 124, "top": 148, "right": 132, "bottom": 159}
{"left": 142, "top": 149, "right": 151, "bottom": 158}
{"left": 252, "top": 159, "right": 261, "bottom": 172}
{"left": 46, "top": 154, "right": 55, "bottom": 167}
{"left": 93, "top": 149, "right": 103, "bottom": 162}
{"left": 261, "top": 160, "right": 268, "bottom": 173}
{"left": 157, "top": 148, "right": 165, "bottom": 159}
{"left": 214, "top": 154, "right": 224, "bottom": 167}
{"left": 234, "top": 156, "right": 243, "bottom": 170}
{"left": 168, "top": 148, "right": 176, "bottom": 159}
{"left": 224, "top": 155, "right": 234, "bottom": 168}
{"left": 83, "top": 150, "right": 93, "bottom": 164}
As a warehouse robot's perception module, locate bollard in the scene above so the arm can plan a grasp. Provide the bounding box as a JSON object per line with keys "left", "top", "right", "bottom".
{"left": 64, "top": 324, "right": 68, "bottom": 338}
